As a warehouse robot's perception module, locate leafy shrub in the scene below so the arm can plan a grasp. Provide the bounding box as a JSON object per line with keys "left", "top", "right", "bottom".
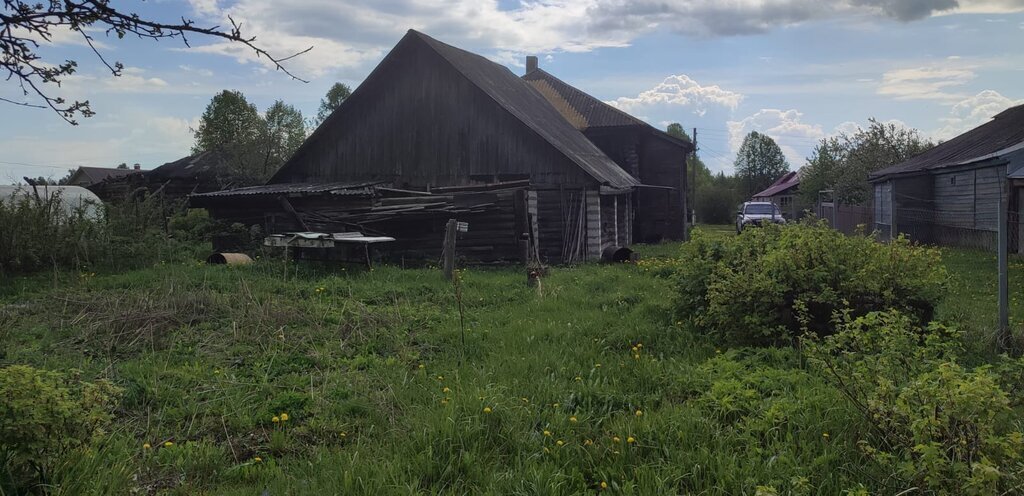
{"left": 0, "top": 189, "right": 207, "bottom": 276}
{"left": 806, "top": 311, "right": 1024, "bottom": 494}
{"left": 674, "top": 222, "right": 947, "bottom": 345}
{"left": 0, "top": 365, "right": 121, "bottom": 489}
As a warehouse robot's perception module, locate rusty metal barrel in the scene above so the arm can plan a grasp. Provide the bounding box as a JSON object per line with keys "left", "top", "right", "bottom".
{"left": 601, "top": 246, "right": 634, "bottom": 263}
{"left": 205, "top": 253, "right": 254, "bottom": 265}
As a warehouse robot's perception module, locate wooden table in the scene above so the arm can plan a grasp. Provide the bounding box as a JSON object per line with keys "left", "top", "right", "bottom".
{"left": 264, "top": 232, "right": 396, "bottom": 268}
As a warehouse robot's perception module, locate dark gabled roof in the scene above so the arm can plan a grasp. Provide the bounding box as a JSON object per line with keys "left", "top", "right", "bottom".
{"left": 411, "top": 31, "right": 638, "bottom": 188}
{"left": 73, "top": 166, "right": 137, "bottom": 183}
{"left": 522, "top": 68, "right": 694, "bottom": 151}
{"left": 523, "top": 68, "right": 646, "bottom": 130}
{"left": 149, "top": 149, "right": 227, "bottom": 180}
{"left": 753, "top": 170, "right": 800, "bottom": 198}
{"left": 870, "top": 104, "right": 1024, "bottom": 180}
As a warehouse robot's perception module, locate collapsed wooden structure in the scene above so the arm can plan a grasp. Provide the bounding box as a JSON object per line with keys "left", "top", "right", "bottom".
{"left": 191, "top": 30, "right": 692, "bottom": 264}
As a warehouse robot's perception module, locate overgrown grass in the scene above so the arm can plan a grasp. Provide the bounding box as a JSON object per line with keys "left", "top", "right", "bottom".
{"left": 0, "top": 231, "right": 1020, "bottom": 494}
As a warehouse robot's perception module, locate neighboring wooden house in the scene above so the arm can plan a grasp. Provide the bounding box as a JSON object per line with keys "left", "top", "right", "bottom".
{"left": 869, "top": 104, "right": 1024, "bottom": 251}
{"left": 67, "top": 165, "right": 139, "bottom": 188}
{"left": 522, "top": 58, "right": 691, "bottom": 242}
{"left": 751, "top": 170, "right": 802, "bottom": 219}
{"left": 92, "top": 150, "right": 229, "bottom": 201}
{"left": 192, "top": 30, "right": 692, "bottom": 263}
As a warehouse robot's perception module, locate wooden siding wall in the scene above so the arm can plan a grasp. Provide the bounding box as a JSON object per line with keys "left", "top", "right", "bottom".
{"left": 930, "top": 165, "right": 1007, "bottom": 249}
{"left": 586, "top": 191, "right": 601, "bottom": 260}
{"left": 637, "top": 135, "right": 686, "bottom": 241}
{"left": 274, "top": 37, "right": 593, "bottom": 189}
{"left": 534, "top": 188, "right": 588, "bottom": 264}
{"left": 585, "top": 130, "right": 685, "bottom": 243}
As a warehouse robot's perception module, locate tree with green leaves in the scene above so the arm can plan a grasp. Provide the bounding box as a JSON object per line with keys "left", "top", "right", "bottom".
{"left": 800, "top": 119, "right": 932, "bottom": 205}
{"left": 263, "top": 100, "right": 307, "bottom": 170}
{"left": 313, "top": 83, "right": 352, "bottom": 127}
{"left": 734, "top": 131, "right": 789, "bottom": 198}
{"left": 192, "top": 90, "right": 268, "bottom": 186}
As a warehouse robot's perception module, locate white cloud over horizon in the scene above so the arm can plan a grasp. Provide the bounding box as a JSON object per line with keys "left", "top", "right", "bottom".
{"left": 605, "top": 75, "right": 744, "bottom": 117}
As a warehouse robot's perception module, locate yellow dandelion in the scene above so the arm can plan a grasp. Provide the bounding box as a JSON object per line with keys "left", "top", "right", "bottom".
{"left": 543, "top": 430, "right": 552, "bottom": 437}
{"left": 164, "top": 441, "right": 174, "bottom": 448}
{"left": 635, "top": 410, "right": 643, "bottom": 417}
{"left": 443, "top": 387, "right": 451, "bottom": 393}
{"left": 280, "top": 413, "right": 289, "bottom": 422}
{"left": 627, "top": 436, "right": 635, "bottom": 444}
{"left": 437, "top": 375, "right": 444, "bottom": 381}
{"left": 633, "top": 354, "right": 640, "bottom": 360}
{"left": 418, "top": 364, "right": 425, "bottom": 369}
{"left": 521, "top": 397, "right": 529, "bottom": 403}
{"left": 569, "top": 416, "right": 578, "bottom": 423}
{"left": 142, "top": 443, "right": 151, "bottom": 450}
{"left": 823, "top": 432, "right": 830, "bottom": 439}
{"left": 584, "top": 439, "right": 593, "bottom": 446}
{"left": 612, "top": 436, "right": 621, "bottom": 443}
{"left": 441, "top": 398, "right": 449, "bottom": 405}
{"left": 483, "top": 407, "right": 492, "bottom": 414}
{"left": 595, "top": 363, "right": 602, "bottom": 368}
{"left": 631, "top": 346, "right": 639, "bottom": 353}
{"left": 575, "top": 376, "right": 582, "bottom": 382}
{"left": 272, "top": 416, "right": 280, "bottom": 423}
{"left": 600, "top": 481, "right": 608, "bottom": 490}
{"left": 636, "top": 343, "right": 643, "bottom": 348}
{"left": 254, "top": 456, "right": 263, "bottom": 463}
{"left": 552, "top": 403, "right": 560, "bottom": 408}
{"left": 340, "top": 432, "right": 347, "bottom": 439}
{"left": 556, "top": 440, "right": 564, "bottom": 446}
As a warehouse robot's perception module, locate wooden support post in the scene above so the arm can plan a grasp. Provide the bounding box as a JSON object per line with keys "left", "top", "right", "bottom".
{"left": 443, "top": 218, "right": 457, "bottom": 281}
{"left": 999, "top": 179, "right": 1010, "bottom": 352}
{"left": 278, "top": 196, "right": 311, "bottom": 232}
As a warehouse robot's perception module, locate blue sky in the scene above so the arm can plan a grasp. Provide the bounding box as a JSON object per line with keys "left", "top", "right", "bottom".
{"left": 2, "top": 0, "right": 1023, "bottom": 183}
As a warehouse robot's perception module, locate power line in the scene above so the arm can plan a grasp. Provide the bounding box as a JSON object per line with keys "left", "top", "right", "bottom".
{"left": 0, "top": 160, "right": 78, "bottom": 171}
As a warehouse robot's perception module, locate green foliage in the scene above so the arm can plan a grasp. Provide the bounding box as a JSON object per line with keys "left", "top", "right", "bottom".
{"left": 734, "top": 131, "right": 789, "bottom": 198}
{"left": 673, "top": 222, "right": 948, "bottom": 345}
{"left": 696, "top": 172, "right": 744, "bottom": 224}
{"left": 807, "top": 311, "right": 1024, "bottom": 494}
{"left": 192, "top": 89, "right": 271, "bottom": 185}
{"left": 0, "top": 189, "right": 207, "bottom": 277}
{"left": 263, "top": 100, "right": 307, "bottom": 171}
{"left": 314, "top": 82, "right": 352, "bottom": 127}
{"left": 0, "top": 365, "right": 120, "bottom": 490}
{"left": 800, "top": 119, "right": 932, "bottom": 205}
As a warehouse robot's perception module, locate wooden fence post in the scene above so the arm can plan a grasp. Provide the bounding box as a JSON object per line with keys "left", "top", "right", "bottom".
{"left": 443, "top": 218, "right": 457, "bottom": 281}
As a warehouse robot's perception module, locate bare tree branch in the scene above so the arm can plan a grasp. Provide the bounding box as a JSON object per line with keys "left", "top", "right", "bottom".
{"left": 0, "top": 0, "right": 311, "bottom": 124}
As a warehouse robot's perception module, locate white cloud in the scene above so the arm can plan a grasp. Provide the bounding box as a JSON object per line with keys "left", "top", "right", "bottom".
{"left": 934, "top": 90, "right": 1024, "bottom": 139}
{"left": 177, "top": 0, "right": 1024, "bottom": 76}
{"left": 606, "top": 75, "right": 744, "bottom": 117}
{"left": 878, "top": 65, "right": 976, "bottom": 101}
{"left": 727, "top": 109, "right": 825, "bottom": 166}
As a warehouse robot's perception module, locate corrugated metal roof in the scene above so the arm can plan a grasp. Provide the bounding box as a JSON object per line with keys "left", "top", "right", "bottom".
{"left": 412, "top": 31, "right": 639, "bottom": 189}
{"left": 190, "top": 181, "right": 382, "bottom": 199}
{"left": 149, "top": 149, "right": 228, "bottom": 180}
{"left": 523, "top": 69, "right": 647, "bottom": 129}
{"left": 870, "top": 104, "right": 1024, "bottom": 180}
{"left": 753, "top": 171, "right": 800, "bottom": 198}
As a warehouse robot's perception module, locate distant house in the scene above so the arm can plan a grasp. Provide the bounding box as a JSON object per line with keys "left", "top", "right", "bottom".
{"left": 67, "top": 165, "right": 140, "bottom": 188}
{"left": 751, "top": 170, "right": 802, "bottom": 219}
{"left": 869, "top": 104, "right": 1024, "bottom": 251}
{"left": 91, "top": 150, "right": 229, "bottom": 201}
{"left": 192, "top": 30, "right": 693, "bottom": 263}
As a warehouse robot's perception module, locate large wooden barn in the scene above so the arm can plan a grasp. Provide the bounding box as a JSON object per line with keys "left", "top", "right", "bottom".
{"left": 191, "top": 30, "right": 692, "bottom": 263}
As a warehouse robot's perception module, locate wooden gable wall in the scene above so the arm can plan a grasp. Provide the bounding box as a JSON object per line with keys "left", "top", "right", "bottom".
{"left": 272, "top": 35, "right": 594, "bottom": 189}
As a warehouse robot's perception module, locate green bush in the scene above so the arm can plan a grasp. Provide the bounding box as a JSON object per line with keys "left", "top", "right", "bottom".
{"left": 806, "top": 311, "right": 1024, "bottom": 494}
{"left": 674, "top": 222, "right": 947, "bottom": 345}
{"left": 0, "top": 365, "right": 121, "bottom": 490}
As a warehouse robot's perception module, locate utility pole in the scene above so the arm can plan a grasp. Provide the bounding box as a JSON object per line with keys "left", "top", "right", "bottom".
{"left": 692, "top": 128, "right": 698, "bottom": 228}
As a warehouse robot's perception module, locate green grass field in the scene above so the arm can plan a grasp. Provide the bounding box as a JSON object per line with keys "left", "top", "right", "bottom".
{"left": 1, "top": 225, "right": 1020, "bottom": 494}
